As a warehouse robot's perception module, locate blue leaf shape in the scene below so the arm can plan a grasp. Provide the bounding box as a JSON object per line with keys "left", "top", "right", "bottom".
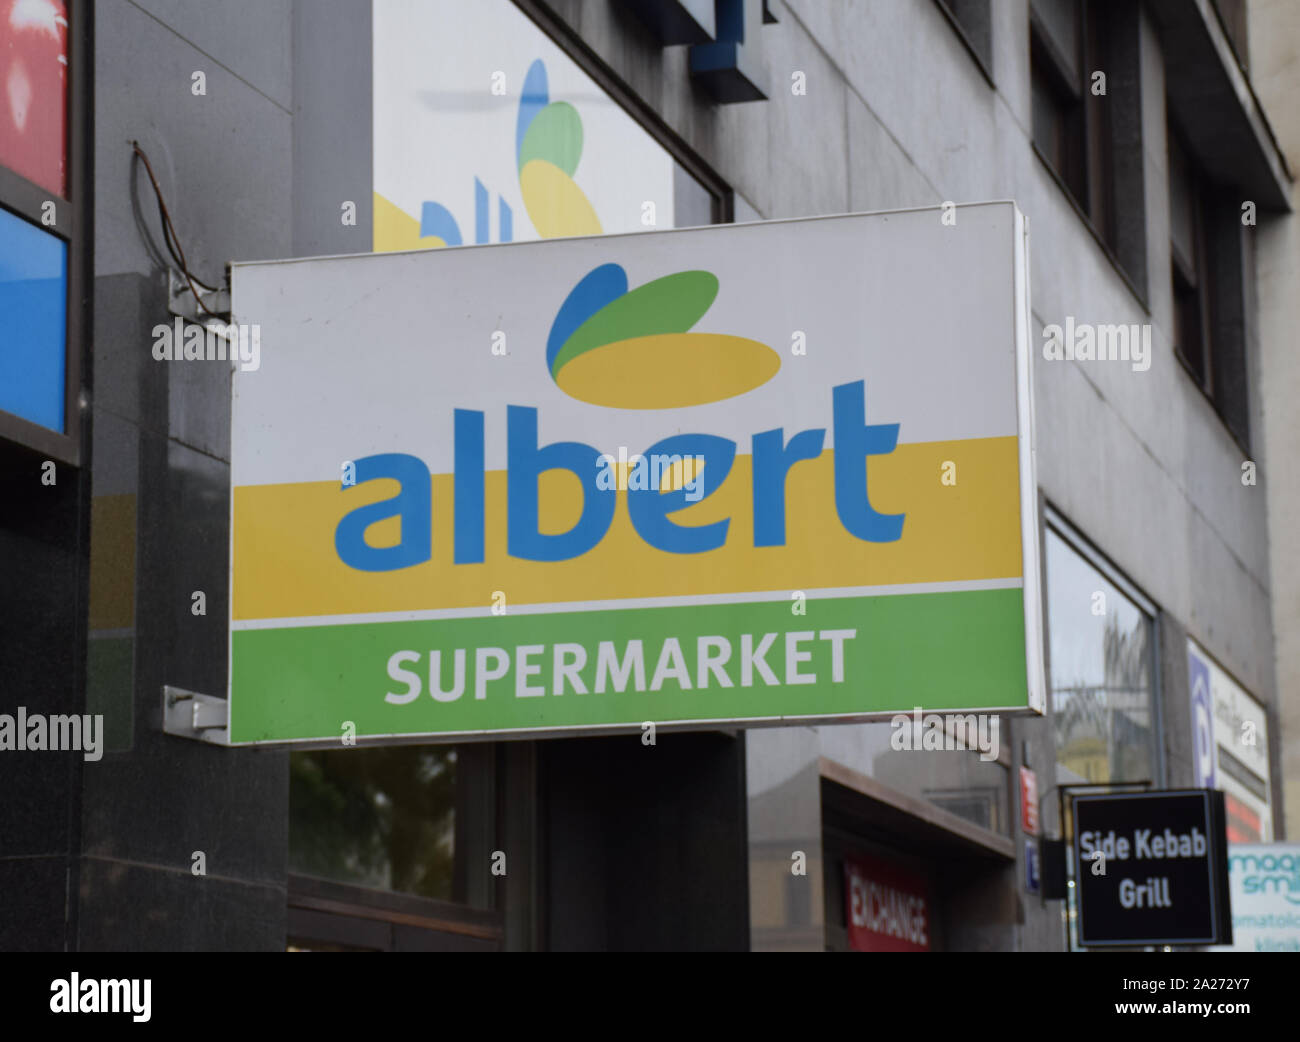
{"left": 516, "top": 59, "right": 549, "bottom": 163}
{"left": 547, "top": 263, "right": 627, "bottom": 374}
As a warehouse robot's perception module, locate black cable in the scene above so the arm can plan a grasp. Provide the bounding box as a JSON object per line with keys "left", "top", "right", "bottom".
{"left": 130, "top": 141, "right": 224, "bottom": 317}
{"left": 134, "top": 140, "right": 217, "bottom": 292}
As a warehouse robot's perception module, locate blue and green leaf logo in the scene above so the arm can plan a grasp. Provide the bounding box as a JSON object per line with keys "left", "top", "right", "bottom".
{"left": 547, "top": 263, "right": 780, "bottom": 409}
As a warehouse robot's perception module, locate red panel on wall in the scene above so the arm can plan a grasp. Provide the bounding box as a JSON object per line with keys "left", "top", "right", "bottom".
{"left": 844, "top": 853, "right": 931, "bottom": 952}
{"left": 1020, "top": 766, "right": 1039, "bottom": 836}
{"left": 1224, "top": 791, "right": 1262, "bottom": 844}
{"left": 0, "top": 0, "right": 68, "bottom": 197}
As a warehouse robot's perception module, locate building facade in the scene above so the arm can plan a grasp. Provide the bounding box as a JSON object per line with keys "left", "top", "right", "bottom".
{"left": 1248, "top": 0, "right": 1300, "bottom": 844}
{"left": 0, "top": 0, "right": 1290, "bottom": 950}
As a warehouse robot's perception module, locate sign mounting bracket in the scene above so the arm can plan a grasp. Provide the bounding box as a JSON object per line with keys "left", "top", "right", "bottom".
{"left": 162, "top": 686, "right": 231, "bottom": 746}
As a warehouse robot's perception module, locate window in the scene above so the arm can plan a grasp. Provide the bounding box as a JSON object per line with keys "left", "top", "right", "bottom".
{"left": 1168, "top": 127, "right": 1209, "bottom": 387}
{"left": 936, "top": 0, "right": 994, "bottom": 83}
{"left": 1167, "top": 116, "right": 1250, "bottom": 448}
{"left": 1046, "top": 520, "right": 1161, "bottom": 955}
{"left": 290, "top": 746, "right": 461, "bottom": 901}
{"left": 1045, "top": 520, "right": 1159, "bottom": 788}
{"left": 1031, "top": 1, "right": 1087, "bottom": 208}
{"left": 1030, "top": 0, "right": 1146, "bottom": 294}
{"left": 371, "top": 0, "right": 723, "bottom": 252}
{"left": 818, "top": 723, "right": 1012, "bottom": 838}
{"left": 287, "top": 743, "right": 505, "bottom": 951}
{"left": 0, "top": 0, "right": 83, "bottom": 464}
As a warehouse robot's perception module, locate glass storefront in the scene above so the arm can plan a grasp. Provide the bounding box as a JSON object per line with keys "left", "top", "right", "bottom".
{"left": 1044, "top": 518, "right": 1161, "bottom": 950}
{"left": 1046, "top": 524, "right": 1158, "bottom": 788}
{"left": 289, "top": 746, "right": 458, "bottom": 900}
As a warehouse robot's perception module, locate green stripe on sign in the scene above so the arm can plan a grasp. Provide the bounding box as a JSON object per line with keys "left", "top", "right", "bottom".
{"left": 229, "top": 588, "right": 1028, "bottom": 742}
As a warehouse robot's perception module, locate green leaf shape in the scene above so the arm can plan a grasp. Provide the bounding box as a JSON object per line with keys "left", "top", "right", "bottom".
{"left": 517, "top": 101, "right": 583, "bottom": 176}
{"left": 551, "top": 270, "right": 720, "bottom": 377}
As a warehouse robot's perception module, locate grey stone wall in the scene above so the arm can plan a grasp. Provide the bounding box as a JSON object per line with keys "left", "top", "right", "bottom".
{"left": 80, "top": 0, "right": 298, "bottom": 950}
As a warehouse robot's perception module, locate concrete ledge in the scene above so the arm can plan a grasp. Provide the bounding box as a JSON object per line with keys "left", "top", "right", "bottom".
{"left": 818, "top": 756, "right": 1017, "bottom": 859}
{"left": 1148, "top": 0, "right": 1292, "bottom": 210}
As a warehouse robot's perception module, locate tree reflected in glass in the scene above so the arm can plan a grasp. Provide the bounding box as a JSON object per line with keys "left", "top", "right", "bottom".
{"left": 1046, "top": 529, "right": 1155, "bottom": 786}
{"left": 289, "top": 746, "right": 457, "bottom": 900}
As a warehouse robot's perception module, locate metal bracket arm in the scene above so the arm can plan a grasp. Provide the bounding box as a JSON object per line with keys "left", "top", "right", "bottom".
{"left": 162, "top": 686, "right": 231, "bottom": 746}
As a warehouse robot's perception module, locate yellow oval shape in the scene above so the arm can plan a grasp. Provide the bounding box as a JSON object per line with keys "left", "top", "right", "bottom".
{"left": 555, "top": 333, "right": 781, "bottom": 409}
{"left": 520, "top": 159, "right": 602, "bottom": 238}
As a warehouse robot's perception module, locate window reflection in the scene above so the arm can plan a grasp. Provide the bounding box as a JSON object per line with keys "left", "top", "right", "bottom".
{"left": 1046, "top": 528, "right": 1156, "bottom": 786}
{"left": 289, "top": 746, "right": 457, "bottom": 901}
{"left": 817, "top": 723, "right": 1011, "bottom": 836}
{"left": 372, "top": 0, "right": 717, "bottom": 252}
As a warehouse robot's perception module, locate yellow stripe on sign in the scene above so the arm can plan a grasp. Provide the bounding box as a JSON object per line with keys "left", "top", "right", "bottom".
{"left": 232, "top": 437, "right": 1022, "bottom": 621}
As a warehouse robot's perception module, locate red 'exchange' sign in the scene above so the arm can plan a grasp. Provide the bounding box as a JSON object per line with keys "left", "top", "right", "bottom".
{"left": 844, "top": 853, "right": 930, "bottom": 952}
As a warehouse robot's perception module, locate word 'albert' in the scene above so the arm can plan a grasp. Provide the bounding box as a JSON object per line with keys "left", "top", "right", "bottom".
{"left": 335, "top": 379, "right": 904, "bottom": 571}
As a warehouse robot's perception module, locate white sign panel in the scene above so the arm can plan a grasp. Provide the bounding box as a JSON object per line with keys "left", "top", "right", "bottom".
{"left": 226, "top": 205, "right": 1042, "bottom": 744}
{"left": 1213, "top": 843, "right": 1300, "bottom": 952}
{"left": 1187, "top": 638, "right": 1272, "bottom": 842}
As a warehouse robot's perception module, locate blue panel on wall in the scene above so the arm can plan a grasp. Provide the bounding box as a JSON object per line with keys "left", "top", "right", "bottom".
{"left": 689, "top": 0, "right": 768, "bottom": 102}
{"left": 0, "top": 207, "right": 67, "bottom": 433}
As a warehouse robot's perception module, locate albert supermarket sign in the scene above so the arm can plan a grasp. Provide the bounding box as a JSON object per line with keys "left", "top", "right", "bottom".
{"left": 223, "top": 204, "right": 1042, "bottom": 744}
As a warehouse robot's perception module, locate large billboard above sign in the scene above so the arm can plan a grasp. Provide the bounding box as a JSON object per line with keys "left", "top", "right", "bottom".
{"left": 226, "top": 204, "right": 1041, "bottom": 744}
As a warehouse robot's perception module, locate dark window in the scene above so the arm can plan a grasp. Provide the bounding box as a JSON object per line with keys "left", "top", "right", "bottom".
{"left": 1173, "top": 264, "right": 1207, "bottom": 387}
{"left": 289, "top": 740, "right": 500, "bottom": 904}
{"left": 1030, "top": 0, "right": 1146, "bottom": 295}
{"left": 936, "top": 0, "right": 994, "bottom": 82}
{"left": 290, "top": 746, "right": 459, "bottom": 901}
{"left": 286, "top": 741, "right": 508, "bottom": 950}
{"left": 1166, "top": 118, "right": 1251, "bottom": 448}
{"left": 927, "top": 789, "right": 999, "bottom": 831}
{"left": 1169, "top": 128, "right": 1209, "bottom": 387}
{"left": 1031, "top": 21, "right": 1086, "bottom": 204}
